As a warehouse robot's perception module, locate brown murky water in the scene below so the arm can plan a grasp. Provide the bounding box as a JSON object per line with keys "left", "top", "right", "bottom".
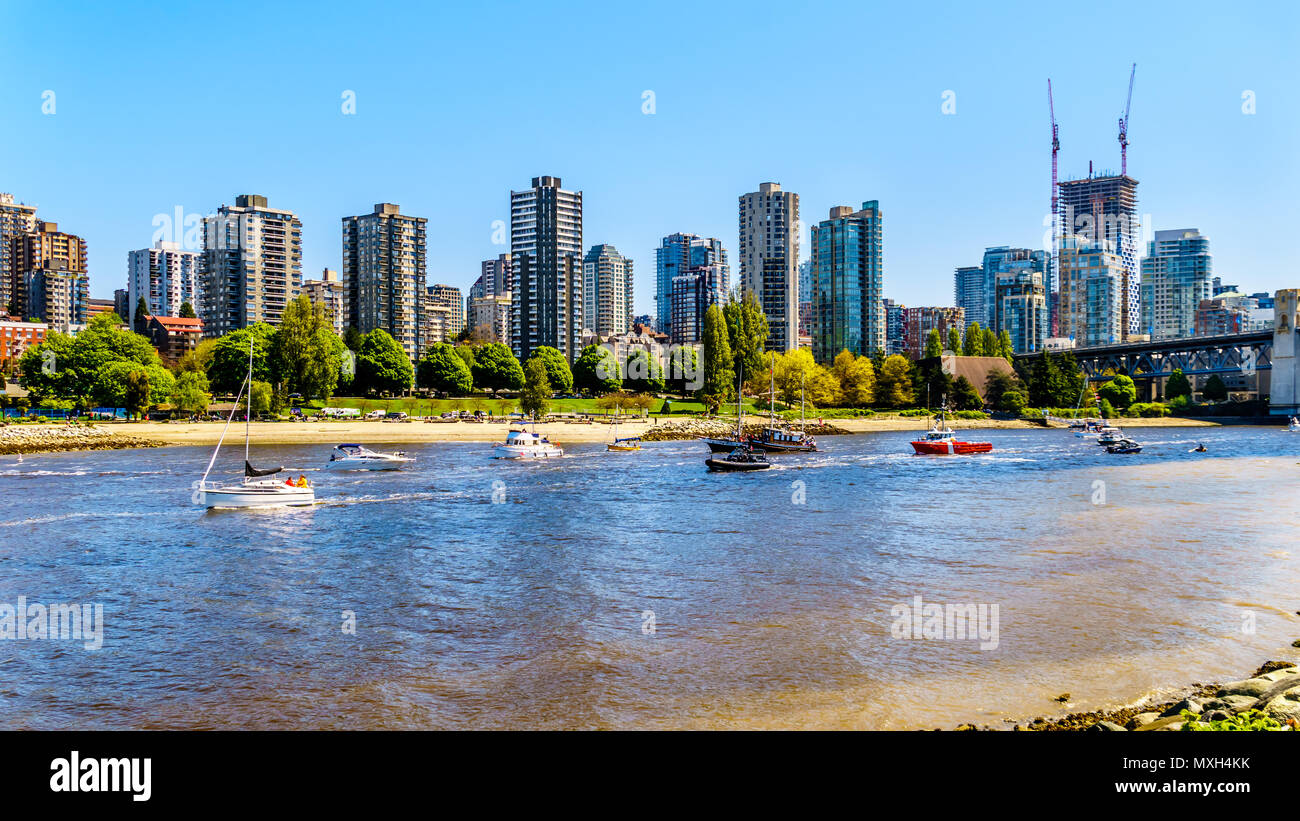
{"left": 1, "top": 426, "right": 1296, "bottom": 729}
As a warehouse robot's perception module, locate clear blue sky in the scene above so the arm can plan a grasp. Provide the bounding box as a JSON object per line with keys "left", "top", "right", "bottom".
{"left": 2, "top": 0, "right": 1296, "bottom": 313}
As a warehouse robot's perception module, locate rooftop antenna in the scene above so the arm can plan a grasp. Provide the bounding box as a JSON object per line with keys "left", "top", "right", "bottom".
{"left": 1118, "top": 63, "right": 1136, "bottom": 176}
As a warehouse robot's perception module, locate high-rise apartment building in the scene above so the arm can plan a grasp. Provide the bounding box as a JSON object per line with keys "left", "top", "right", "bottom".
{"left": 127, "top": 240, "right": 201, "bottom": 321}
{"left": 582, "top": 244, "right": 633, "bottom": 337}
{"left": 903, "top": 306, "right": 964, "bottom": 359}
{"left": 1057, "top": 174, "right": 1140, "bottom": 342}
{"left": 302, "top": 268, "right": 346, "bottom": 335}
{"left": 201, "top": 194, "right": 303, "bottom": 338}
{"left": 510, "top": 176, "right": 583, "bottom": 362}
{"left": 1057, "top": 234, "right": 1127, "bottom": 347}
{"left": 1139, "top": 228, "right": 1212, "bottom": 341}
{"left": 994, "top": 267, "right": 1049, "bottom": 354}
{"left": 427, "top": 284, "right": 464, "bottom": 339}
{"left": 468, "top": 254, "right": 512, "bottom": 343}
{"left": 13, "top": 221, "right": 89, "bottom": 330}
{"left": 0, "top": 193, "right": 38, "bottom": 315}
{"left": 342, "top": 203, "right": 428, "bottom": 360}
{"left": 883, "top": 298, "right": 907, "bottom": 356}
{"left": 953, "top": 266, "right": 986, "bottom": 328}
{"left": 656, "top": 233, "right": 728, "bottom": 344}
{"left": 809, "top": 201, "right": 884, "bottom": 363}
{"left": 739, "top": 182, "right": 799, "bottom": 352}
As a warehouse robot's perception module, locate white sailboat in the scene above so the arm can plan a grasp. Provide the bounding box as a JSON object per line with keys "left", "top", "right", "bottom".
{"left": 195, "top": 336, "right": 314, "bottom": 508}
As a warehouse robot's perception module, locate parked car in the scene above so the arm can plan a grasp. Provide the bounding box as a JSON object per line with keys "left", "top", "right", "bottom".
{"left": 365, "top": 410, "right": 387, "bottom": 420}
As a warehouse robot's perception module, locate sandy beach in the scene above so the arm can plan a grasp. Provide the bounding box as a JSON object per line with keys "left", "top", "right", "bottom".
{"left": 121, "top": 414, "right": 1218, "bottom": 447}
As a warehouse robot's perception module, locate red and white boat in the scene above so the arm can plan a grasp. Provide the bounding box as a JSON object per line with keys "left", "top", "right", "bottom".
{"left": 909, "top": 405, "right": 992, "bottom": 455}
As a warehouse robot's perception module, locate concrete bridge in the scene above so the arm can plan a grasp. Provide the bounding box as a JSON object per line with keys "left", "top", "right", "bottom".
{"left": 1014, "top": 289, "right": 1299, "bottom": 414}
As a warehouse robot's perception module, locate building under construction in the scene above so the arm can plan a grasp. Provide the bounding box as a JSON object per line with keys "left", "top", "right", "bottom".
{"left": 1056, "top": 173, "right": 1140, "bottom": 345}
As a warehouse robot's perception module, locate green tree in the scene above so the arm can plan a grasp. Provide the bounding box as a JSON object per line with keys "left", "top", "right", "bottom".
{"left": 950, "top": 376, "right": 983, "bottom": 411}
{"left": 623, "top": 349, "right": 665, "bottom": 393}
{"left": 1165, "top": 369, "right": 1192, "bottom": 400}
{"left": 1202, "top": 373, "right": 1229, "bottom": 402}
{"left": 526, "top": 346, "right": 574, "bottom": 394}
{"left": 1097, "top": 374, "right": 1137, "bottom": 410}
{"left": 946, "top": 326, "right": 962, "bottom": 354}
{"left": 453, "top": 345, "right": 476, "bottom": 373}
{"left": 417, "top": 342, "right": 473, "bottom": 395}
{"left": 572, "top": 344, "right": 622, "bottom": 394}
{"left": 963, "top": 322, "right": 982, "bottom": 356}
{"left": 983, "top": 369, "right": 1021, "bottom": 409}
{"left": 134, "top": 296, "right": 149, "bottom": 334}
{"left": 208, "top": 324, "right": 277, "bottom": 393}
{"left": 520, "top": 358, "right": 551, "bottom": 419}
{"left": 18, "top": 314, "right": 163, "bottom": 404}
{"left": 997, "top": 330, "right": 1015, "bottom": 362}
{"left": 701, "top": 303, "right": 734, "bottom": 411}
{"left": 178, "top": 301, "right": 197, "bottom": 319}
{"left": 92, "top": 361, "right": 174, "bottom": 416}
{"left": 723, "top": 292, "right": 769, "bottom": 381}
{"left": 471, "top": 342, "right": 525, "bottom": 392}
{"left": 924, "top": 329, "right": 943, "bottom": 359}
{"left": 343, "top": 326, "right": 365, "bottom": 352}
{"left": 246, "top": 380, "right": 274, "bottom": 416}
{"left": 875, "top": 354, "right": 915, "bottom": 408}
{"left": 270, "top": 294, "right": 343, "bottom": 399}
{"left": 171, "top": 370, "right": 212, "bottom": 414}
{"left": 981, "top": 327, "right": 998, "bottom": 360}
{"left": 1025, "top": 351, "right": 1085, "bottom": 409}
{"left": 354, "top": 329, "right": 414, "bottom": 396}
{"left": 664, "top": 345, "right": 699, "bottom": 394}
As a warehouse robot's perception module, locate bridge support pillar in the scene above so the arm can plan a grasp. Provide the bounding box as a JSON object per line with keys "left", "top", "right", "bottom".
{"left": 1270, "top": 289, "right": 1300, "bottom": 415}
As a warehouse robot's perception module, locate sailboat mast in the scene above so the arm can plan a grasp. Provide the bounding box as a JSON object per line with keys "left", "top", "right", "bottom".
{"left": 736, "top": 359, "right": 743, "bottom": 440}
{"left": 800, "top": 370, "right": 806, "bottom": 433}
{"left": 769, "top": 353, "right": 774, "bottom": 423}
{"left": 245, "top": 333, "right": 254, "bottom": 464}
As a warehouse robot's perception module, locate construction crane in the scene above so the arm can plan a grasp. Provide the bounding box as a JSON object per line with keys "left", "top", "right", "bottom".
{"left": 1118, "top": 63, "right": 1136, "bottom": 176}
{"left": 1049, "top": 79, "right": 1060, "bottom": 332}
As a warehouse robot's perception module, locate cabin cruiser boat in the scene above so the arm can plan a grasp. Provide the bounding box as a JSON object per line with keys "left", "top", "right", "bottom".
{"left": 494, "top": 428, "right": 563, "bottom": 459}
{"left": 748, "top": 426, "right": 818, "bottom": 453}
{"left": 1096, "top": 426, "right": 1124, "bottom": 446}
{"left": 326, "top": 443, "right": 413, "bottom": 470}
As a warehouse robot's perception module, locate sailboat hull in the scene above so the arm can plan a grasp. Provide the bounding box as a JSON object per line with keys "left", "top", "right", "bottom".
{"left": 200, "top": 481, "right": 315, "bottom": 508}
{"left": 701, "top": 437, "right": 746, "bottom": 453}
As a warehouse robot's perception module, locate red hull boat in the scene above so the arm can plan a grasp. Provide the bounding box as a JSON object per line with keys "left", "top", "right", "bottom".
{"left": 909, "top": 405, "right": 992, "bottom": 455}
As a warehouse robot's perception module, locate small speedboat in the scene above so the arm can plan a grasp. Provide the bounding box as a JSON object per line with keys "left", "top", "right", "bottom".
{"left": 326, "top": 443, "right": 413, "bottom": 470}
{"left": 1288, "top": 417, "right": 1300, "bottom": 432}
{"left": 706, "top": 446, "right": 771, "bottom": 472}
{"left": 494, "top": 428, "right": 563, "bottom": 459}
{"left": 1106, "top": 439, "right": 1142, "bottom": 454}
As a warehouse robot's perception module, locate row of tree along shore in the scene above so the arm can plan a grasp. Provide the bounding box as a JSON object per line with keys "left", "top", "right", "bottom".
{"left": 2, "top": 291, "right": 1248, "bottom": 425}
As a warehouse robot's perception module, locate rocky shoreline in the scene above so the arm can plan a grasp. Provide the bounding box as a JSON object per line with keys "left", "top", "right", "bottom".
{"left": 952, "top": 659, "right": 1300, "bottom": 731}
{"left": 639, "top": 417, "right": 851, "bottom": 442}
{"left": 0, "top": 423, "right": 163, "bottom": 455}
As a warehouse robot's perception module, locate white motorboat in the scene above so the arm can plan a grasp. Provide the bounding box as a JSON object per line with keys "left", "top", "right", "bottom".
{"left": 195, "top": 336, "right": 315, "bottom": 509}
{"left": 325, "top": 443, "right": 413, "bottom": 470}
{"left": 493, "top": 428, "right": 563, "bottom": 459}
{"left": 1289, "top": 416, "right": 1300, "bottom": 432}
{"left": 1096, "top": 426, "right": 1124, "bottom": 446}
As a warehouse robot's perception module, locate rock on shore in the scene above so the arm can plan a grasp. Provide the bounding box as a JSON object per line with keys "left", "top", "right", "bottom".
{"left": 984, "top": 660, "right": 1300, "bottom": 731}
{"left": 639, "top": 417, "right": 851, "bottom": 442}
{"left": 0, "top": 423, "right": 162, "bottom": 455}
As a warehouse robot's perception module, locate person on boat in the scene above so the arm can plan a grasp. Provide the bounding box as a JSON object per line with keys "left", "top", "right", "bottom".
{"left": 1193, "top": 443, "right": 1207, "bottom": 453}
{"left": 297, "top": 475, "right": 309, "bottom": 487}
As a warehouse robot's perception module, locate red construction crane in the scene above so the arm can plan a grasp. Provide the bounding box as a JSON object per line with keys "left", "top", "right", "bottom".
{"left": 1118, "top": 63, "right": 1136, "bottom": 176}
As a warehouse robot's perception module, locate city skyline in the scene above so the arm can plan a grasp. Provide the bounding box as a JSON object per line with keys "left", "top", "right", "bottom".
{"left": 2, "top": 2, "right": 1295, "bottom": 317}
